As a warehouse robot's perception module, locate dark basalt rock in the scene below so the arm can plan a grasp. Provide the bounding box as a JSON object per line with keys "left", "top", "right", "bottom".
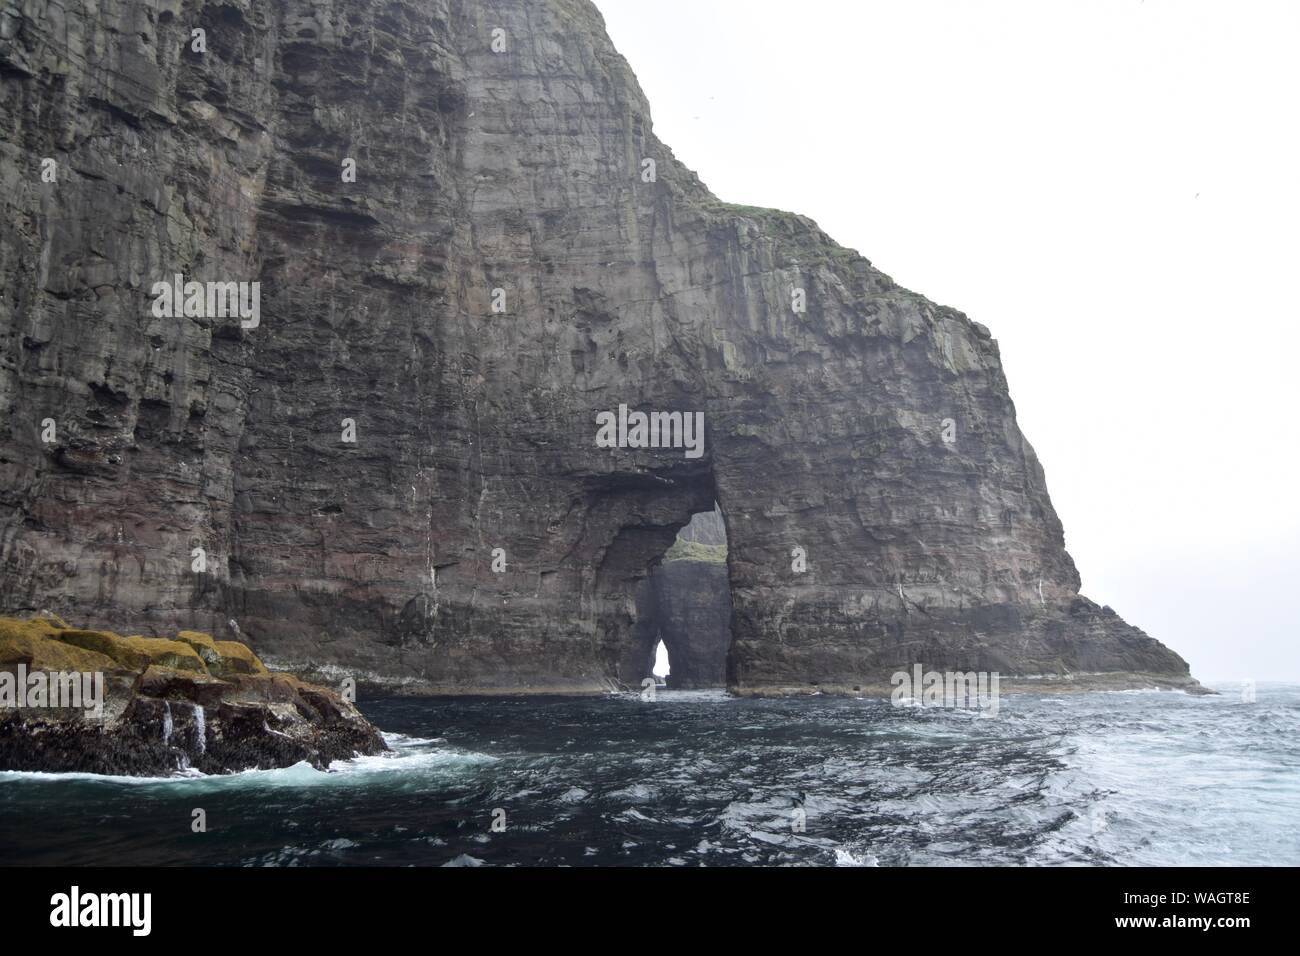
{"left": 0, "top": 616, "right": 386, "bottom": 775}
{"left": 0, "top": 0, "right": 1200, "bottom": 696}
{"left": 657, "top": 560, "right": 731, "bottom": 690}
{"left": 625, "top": 558, "right": 731, "bottom": 690}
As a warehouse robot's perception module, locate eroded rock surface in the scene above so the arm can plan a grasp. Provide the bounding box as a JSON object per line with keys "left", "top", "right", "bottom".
{"left": 0, "top": 0, "right": 1199, "bottom": 694}
{"left": 0, "top": 615, "right": 386, "bottom": 774}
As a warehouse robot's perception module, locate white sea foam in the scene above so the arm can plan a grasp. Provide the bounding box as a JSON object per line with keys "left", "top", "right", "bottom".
{"left": 833, "top": 848, "right": 880, "bottom": 867}
{"left": 0, "top": 737, "right": 494, "bottom": 790}
{"left": 5, "top": 687, "right": 1298, "bottom": 867}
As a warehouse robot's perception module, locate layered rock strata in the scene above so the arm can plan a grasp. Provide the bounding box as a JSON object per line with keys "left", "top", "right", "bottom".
{"left": 0, "top": 0, "right": 1199, "bottom": 695}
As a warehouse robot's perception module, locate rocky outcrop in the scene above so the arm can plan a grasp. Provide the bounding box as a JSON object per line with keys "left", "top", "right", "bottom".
{"left": 0, "top": 0, "right": 1199, "bottom": 695}
{"left": 0, "top": 615, "right": 386, "bottom": 774}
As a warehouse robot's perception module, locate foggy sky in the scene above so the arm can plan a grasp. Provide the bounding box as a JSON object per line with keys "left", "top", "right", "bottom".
{"left": 598, "top": 0, "right": 1299, "bottom": 682}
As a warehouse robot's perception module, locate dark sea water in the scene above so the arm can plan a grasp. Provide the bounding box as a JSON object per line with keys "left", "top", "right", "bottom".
{"left": 2, "top": 683, "right": 1298, "bottom": 866}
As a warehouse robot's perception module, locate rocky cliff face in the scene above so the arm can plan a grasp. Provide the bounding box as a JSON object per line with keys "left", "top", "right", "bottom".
{"left": 0, "top": 0, "right": 1199, "bottom": 694}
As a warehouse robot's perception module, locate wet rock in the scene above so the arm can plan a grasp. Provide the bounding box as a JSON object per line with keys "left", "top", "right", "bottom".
{"left": 0, "top": 616, "right": 385, "bottom": 774}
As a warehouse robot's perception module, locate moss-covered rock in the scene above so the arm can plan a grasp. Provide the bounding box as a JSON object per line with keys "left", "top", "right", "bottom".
{"left": 43, "top": 628, "right": 144, "bottom": 666}
{"left": 211, "top": 640, "right": 268, "bottom": 676}
{"left": 38, "top": 628, "right": 208, "bottom": 674}
{"left": 122, "top": 636, "right": 208, "bottom": 673}
{"left": 172, "top": 631, "right": 267, "bottom": 676}
{"left": 174, "top": 630, "right": 222, "bottom": 666}
{"left": 0, "top": 615, "right": 386, "bottom": 775}
{"left": 0, "top": 618, "right": 125, "bottom": 674}
{"left": 32, "top": 613, "right": 70, "bottom": 629}
{"left": 663, "top": 538, "right": 727, "bottom": 564}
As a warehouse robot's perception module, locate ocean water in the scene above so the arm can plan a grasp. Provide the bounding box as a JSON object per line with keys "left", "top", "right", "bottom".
{"left": 1, "top": 683, "right": 1297, "bottom": 866}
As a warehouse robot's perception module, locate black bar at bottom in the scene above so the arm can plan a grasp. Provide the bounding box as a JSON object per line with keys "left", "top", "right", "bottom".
{"left": 1, "top": 865, "right": 1277, "bottom": 941}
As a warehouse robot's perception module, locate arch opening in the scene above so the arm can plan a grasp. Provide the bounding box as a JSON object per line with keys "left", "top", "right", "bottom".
{"left": 652, "top": 639, "right": 670, "bottom": 684}
{"left": 627, "top": 503, "right": 732, "bottom": 690}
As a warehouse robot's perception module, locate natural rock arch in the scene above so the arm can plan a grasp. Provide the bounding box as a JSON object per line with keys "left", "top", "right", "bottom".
{"left": 621, "top": 508, "right": 732, "bottom": 691}
{"left": 0, "top": 0, "right": 1196, "bottom": 695}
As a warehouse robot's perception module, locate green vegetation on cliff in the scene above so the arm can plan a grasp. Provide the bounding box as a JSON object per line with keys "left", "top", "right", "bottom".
{"left": 0, "top": 616, "right": 268, "bottom": 679}
{"left": 663, "top": 539, "right": 727, "bottom": 564}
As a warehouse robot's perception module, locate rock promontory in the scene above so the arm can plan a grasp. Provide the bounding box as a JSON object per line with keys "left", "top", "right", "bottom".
{"left": 0, "top": 615, "right": 386, "bottom": 775}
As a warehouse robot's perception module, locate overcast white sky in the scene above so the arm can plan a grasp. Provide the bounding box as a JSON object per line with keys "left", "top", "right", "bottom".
{"left": 598, "top": 0, "right": 1299, "bottom": 682}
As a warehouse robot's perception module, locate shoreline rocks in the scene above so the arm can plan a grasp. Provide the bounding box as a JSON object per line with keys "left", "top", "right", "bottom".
{"left": 0, "top": 616, "right": 386, "bottom": 775}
